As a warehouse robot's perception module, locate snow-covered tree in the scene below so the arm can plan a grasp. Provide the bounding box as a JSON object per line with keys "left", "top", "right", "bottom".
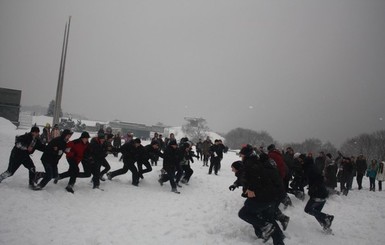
{"left": 46, "top": 100, "right": 62, "bottom": 117}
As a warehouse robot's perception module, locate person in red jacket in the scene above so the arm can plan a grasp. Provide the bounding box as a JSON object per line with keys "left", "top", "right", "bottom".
{"left": 267, "top": 144, "right": 291, "bottom": 232}
{"left": 267, "top": 144, "right": 286, "bottom": 179}
{"left": 57, "top": 131, "right": 90, "bottom": 193}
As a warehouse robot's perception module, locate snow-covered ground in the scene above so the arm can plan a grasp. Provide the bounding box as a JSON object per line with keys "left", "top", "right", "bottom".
{"left": 0, "top": 117, "right": 384, "bottom": 245}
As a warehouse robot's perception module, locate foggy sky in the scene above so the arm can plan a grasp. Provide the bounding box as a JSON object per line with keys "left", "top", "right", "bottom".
{"left": 1, "top": 0, "right": 385, "bottom": 147}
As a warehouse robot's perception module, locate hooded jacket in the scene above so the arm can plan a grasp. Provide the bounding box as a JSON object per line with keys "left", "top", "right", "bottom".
{"left": 241, "top": 155, "right": 284, "bottom": 202}
{"left": 41, "top": 134, "right": 68, "bottom": 163}
{"left": 66, "top": 138, "right": 89, "bottom": 164}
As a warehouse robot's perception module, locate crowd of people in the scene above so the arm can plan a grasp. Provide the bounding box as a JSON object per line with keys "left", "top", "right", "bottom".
{"left": 0, "top": 126, "right": 228, "bottom": 195}
{"left": 1, "top": 126, "right": 384, "bottom": 245}
{"left": 228, "top": 144, "right": 385, "bottom": 245}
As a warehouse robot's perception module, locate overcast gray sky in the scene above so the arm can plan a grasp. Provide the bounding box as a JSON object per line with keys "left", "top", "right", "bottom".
{"left": 1, "top": 0, "right": 385, "bottom": 146}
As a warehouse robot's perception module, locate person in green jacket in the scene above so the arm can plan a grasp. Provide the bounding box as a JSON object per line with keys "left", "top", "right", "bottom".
{"left": 366, "top": 159, "right": 378, "bottom": 191}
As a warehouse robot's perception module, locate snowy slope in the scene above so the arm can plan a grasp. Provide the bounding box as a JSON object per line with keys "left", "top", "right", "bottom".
{"left": 0, "top": 118, "right": 384, "bottom": 245}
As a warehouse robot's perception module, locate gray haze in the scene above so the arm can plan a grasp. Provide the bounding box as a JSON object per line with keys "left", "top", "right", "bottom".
{"left": 1, "top": 0, "right": 385, "bottom": 147}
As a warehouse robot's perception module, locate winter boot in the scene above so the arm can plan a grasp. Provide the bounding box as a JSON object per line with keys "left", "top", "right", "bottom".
{"left": 260, "top": 223, "right": 275, "bottom": 242}
{"left": 53, "top": 176, "right": 61, "bottom": 184}
{"left": 294, "top": 191, "right": 305, "bottom": 201}
{"left": 324, "top": 215, "right": 334, "bottom": 230}
{"left": 181, "top": 178, "right": 188, "bottom": 184}
{"left": 171, "top": 188, "right": 180, "bottom": 194}
{"left": 33, "top": 184, "right": 43, "bottom": 191}
{"left": 158, "top": 179, "right": 163, "bottom": 186}
{"left": 280, "top": 216, "right": 290, "bottom": 231}
{"left": 65, "top": 185, "right": 74, "bottom": 193}
{"left": 282, "top": 195, "right": 293, "bottom": 209}
{"left": 33, "top": 172, "right": 44, "bottom": 184}
{"left": 106, "top": 172, "right": 112, "bottom": 180}
{"left": 0, "top": 171, "right": 11, "bottom": 183}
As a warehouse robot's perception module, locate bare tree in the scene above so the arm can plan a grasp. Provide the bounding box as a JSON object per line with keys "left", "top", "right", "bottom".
{"left": 321, "top": 141, "right": 338, "bottom": 158}
{"left": 340, "top": 130, "right": 385, "bottom": 161}
{"left": 373, "top": 130, "right": 385, "bottom": 161}
{"left": 225, "top": 128, "right": 275, "bottom": 150}
{"left": 283, "top": 139, "right": 337, "bottom": 156}
{"left": 46, "top": 100, "right": 62, "bottom": 117}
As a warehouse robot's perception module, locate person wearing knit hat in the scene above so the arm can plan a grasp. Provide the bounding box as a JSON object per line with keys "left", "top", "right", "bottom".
{"left": 231, "top": 160, "right": 243, "bottom": 171}
{"left": 229, "top": 160, "right": 244, "bottom": 192}
{"left": 237, "top": 142, "right": 286, "bottom": 244}
{"left": 99, "top": 133, "right": 116, "bottom": 181}
{"left": 158, "top": 137, "right": 180, "bottom": 194}
{"left": 107, "top": 136, "right": 142, "bottom": 186}
{"left": 137, "top": 140, "right": 162, "bottom": 180}
{"left": 61, "top": 129, "right": 73, "bottom": 138}
{"left": 30, "top": 126, "right": 40, "bottom": 133}
{"left": 80, "top": 131, "right": 90, "bottom": 139}
{"left": 87, "top": 131, "right": 107, "bottom": 189}
{"left": 239, "top": 144, "right": 255, "bottom": 158}
{"left": 33, "top": 127, "right": 73, "bottom": 190}
{"left": 134, "top": 138, "right": 141, "bottom": 144}
{"left": 0, "top": 126, "right": 45, "bottom": 189}
{"left": 56, "top": 129, "right": 90, "bottom": 193}
{"left": 97, "top": 132, "right": 105, "bottom": 139}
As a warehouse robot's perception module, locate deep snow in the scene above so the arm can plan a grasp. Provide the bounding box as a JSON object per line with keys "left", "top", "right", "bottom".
{"left": 0, "top": 117, "right": 384, "bottom": 245}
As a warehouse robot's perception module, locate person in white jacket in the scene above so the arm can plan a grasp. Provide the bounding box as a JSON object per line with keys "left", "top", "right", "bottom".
{"left": 376, "top": 161, "right": 385, "bottom": 191}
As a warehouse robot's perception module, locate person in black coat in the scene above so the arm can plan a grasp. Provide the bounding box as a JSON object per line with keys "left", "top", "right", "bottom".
{"left": 33, "top": 129, "right": 73, "bottom": 190}
{"left": 237, "top": 145, "right": 285, "bottom": 245}
{"left": 228, "top": 160, "right": 245, "bottom": 193}
{"left": 158, "top": 140, "right": 180, "bottom": 193}
{"left": 303, "top": 156, "right": 334, "bottom": 233}
{"left": 107, "top": 138, "right": 141, "bottom": 186}
{"left": 113, "top": 133, "right": 122, "bottom": 150}
{"left": 87, "top": 133, "right": 107, "bottom": 189}
{"left": 0, "top": 126, "right": 45, "bottom": 189}
{"left": 208, "top": 139, "right": 225, "bottom": 175}
{"left": 355, "top": 154, "right": 367, "bottom": 190}
{"left": 283, "top": 147, "right": 295, "bottom": 193}
{"left": 179, "top": 142, "right": 195, "bottom": 184}
{"left": 289, "top": 153, "right": 306, "bottom": 200}
{"left": 324, "top": 153, "right": 339, "bottom": 195}
{"left": 98, "top": 133, "right": 116, "bottom": 181}
{"left": 136, "top": 140, "right": 161, "bottom": 179}
{"left": 339, "top": 156, "right": 353, "bottom": 195}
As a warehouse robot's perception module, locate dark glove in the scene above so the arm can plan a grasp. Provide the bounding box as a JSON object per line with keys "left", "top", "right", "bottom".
{"left": 229, "top": 184, "right": 236, "bottom": 191}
